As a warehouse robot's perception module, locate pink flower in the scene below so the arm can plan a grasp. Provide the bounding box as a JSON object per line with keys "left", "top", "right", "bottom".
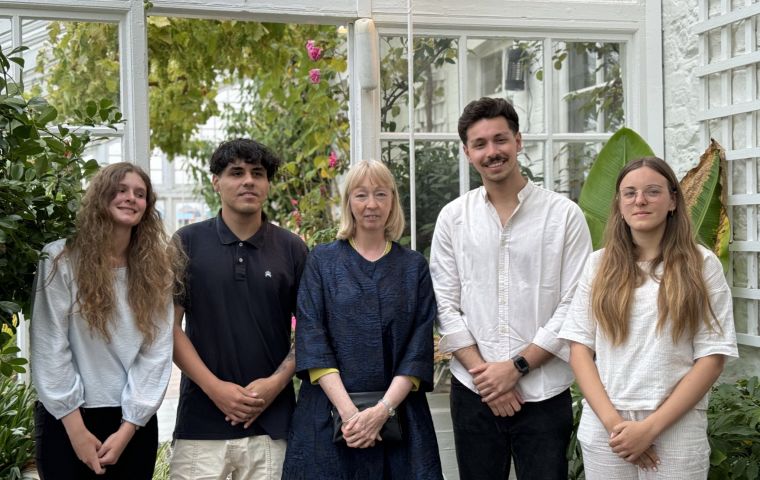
{"left": 306, "top": 40, "right": 322, "bottom": 60}
{"left": 328, "top": 150, "right": 338, "bottom": 168}
{"left": 291, "top": 314, "right": 297, "bottom": 330}
{"left": 308, "top": 46, "right": 322, "bottom": 61}
{"left": 292, "top": 209, "right": 302, "bottom": 226}
{"left": 309, "top": 68, "right": 321, "bottom": 84}
{"left": 290, "top": 198, "right": 299, "bottom": 206}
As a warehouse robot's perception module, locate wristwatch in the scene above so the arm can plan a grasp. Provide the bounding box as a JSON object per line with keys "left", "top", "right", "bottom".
{"left": 511, "top": 355, "right": 530, "bottom": 376}
{"left": 378, "top": 397, "right": 396, "bottom": 417}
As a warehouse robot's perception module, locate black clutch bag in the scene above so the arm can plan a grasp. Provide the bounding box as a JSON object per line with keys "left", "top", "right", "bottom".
{"left": 331, "top": 391, "right": 403, "bottom": 443}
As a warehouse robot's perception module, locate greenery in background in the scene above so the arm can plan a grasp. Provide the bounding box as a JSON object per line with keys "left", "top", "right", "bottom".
{"left": 0, "top": 44, "right": 121, "bottom": 372}
{"left": 578, "top": 127, "right": 730, "bottom": 267}
{"left": 40, "top": 19, "right": 349, "bottom": 245}
{"left": 0, "top": 372, "right": 36, "bottom": 480}
{"left": 707, "top": 377, "right": 760, "bottom": 479}
{"left": 152, "top": 442, "right": 171, "bottom": 480}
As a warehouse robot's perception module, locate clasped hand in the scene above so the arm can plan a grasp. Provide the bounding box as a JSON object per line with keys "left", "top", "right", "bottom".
{"left": 609, "top": 420, "right": 660, "bottom": 471}
{"left": 470, "top": 361, "right": 524, "bottom": 417}
{"left": 342, "top": 405, "right": 387, "bottom": 449}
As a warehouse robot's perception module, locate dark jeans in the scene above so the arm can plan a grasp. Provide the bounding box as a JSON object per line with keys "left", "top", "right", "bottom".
{"left": 35, "top": 402, "right": 158, "bottom": 480}
{"left": 450, "top": 376, "right": 572, "bottom": 480}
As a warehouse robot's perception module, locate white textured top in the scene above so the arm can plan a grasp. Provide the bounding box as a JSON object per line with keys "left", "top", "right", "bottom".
{"left": 559, "top": 246, "right": 739, "bottom": 411}
{"left": 430, "top": 182, "right": 593, "bottom": 401}
{"left": 30, "top": 239, "right": 174, "bottom": 426}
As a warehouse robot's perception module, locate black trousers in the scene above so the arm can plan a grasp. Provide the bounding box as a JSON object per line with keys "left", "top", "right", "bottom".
{"left": 450, "top": 377, "right": 572, "bottom": 480}
{"left": 34, "top": 402, "right": 158, "bottom": 480}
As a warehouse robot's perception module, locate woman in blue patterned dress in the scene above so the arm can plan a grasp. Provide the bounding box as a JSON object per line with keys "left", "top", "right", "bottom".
{"left": 282, "top": 160, "right": 443, "bottom": 479}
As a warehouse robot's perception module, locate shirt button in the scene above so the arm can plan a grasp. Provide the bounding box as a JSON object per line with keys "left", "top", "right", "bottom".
{"left": 239, "top": 242, "right": 243, "bottom": 247}
{"left": 238, "top": 258, "right": 244, "bottom": 263}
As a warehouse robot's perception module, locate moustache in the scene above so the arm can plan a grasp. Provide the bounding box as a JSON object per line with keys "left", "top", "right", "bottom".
{"left": 483, "top": 155, "right": 508, "bottom": 167}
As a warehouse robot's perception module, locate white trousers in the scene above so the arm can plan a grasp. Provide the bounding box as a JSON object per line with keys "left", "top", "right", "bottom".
{"left": 578, "top": 406, "right": 710, "bottom": 480}
{"left": 170, "top": 435, "right": 287, "bottom": 480}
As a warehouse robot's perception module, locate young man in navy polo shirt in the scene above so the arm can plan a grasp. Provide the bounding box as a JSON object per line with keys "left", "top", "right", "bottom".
{"left": 171, "top": 139, "right": 308, "bottom": 479}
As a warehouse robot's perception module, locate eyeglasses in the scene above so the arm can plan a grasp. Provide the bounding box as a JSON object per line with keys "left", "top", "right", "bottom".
{"left": 618, "top": 186, "right": 670, "bottom": 204}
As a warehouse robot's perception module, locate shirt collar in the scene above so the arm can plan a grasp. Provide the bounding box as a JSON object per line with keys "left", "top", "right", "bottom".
{"left": 214, "top": 211, "right": 269, "bottom": 248}
{"left": 477, "top": 180, "right": 536, "bottom": 204}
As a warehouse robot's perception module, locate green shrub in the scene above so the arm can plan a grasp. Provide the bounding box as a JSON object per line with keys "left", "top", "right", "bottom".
{"left": 0, "top": 375, "right": 36, "bottom": 480}
{"left": 708, "top": 376, "right": 760, "bottom": 480}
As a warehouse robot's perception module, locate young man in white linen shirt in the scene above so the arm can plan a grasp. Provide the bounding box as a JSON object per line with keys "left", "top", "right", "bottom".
{"left": 429, "top": 96, "right": 592, "bottom": 480}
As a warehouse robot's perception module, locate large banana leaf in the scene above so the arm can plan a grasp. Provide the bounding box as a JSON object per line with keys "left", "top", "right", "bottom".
{"left": 680, "top": 139, "right": 730, "bottom": 270}
{"left": 578, "top": 127, "right": 655, "bottom": 249}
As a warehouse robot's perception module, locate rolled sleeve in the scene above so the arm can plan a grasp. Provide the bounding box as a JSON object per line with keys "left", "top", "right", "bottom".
{"left": 430, "top": 206, "right": 475, "bottom": 354}
{"left": 692, "top": 251, "right": 738, "bottom": 361}
{"left": 539, "top": 206, "right": 592, "bottom": 362}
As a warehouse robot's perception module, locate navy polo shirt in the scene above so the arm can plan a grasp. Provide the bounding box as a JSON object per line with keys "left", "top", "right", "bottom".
{"left": 173, "top": 213, "right": 307, "bottom": 440}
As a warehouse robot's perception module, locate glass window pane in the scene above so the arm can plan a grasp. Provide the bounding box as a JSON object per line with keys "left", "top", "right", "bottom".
{"left": 731, "top": 19, "right": 746, "bottom": 57}
{"left": 150, "top": 152, "right": 164, "bottom": 185}
{"left": 0, "top": 18, "right": 11, "bottom": 56}
{"left": 552, "top": 141, "right": 602, "bottom": 202}
{"left": 552, "top": 42, "right": 624, "bottom": 133}
{"left": 380, "top": 36, "right": 459, "bottom": 133}
{"left": 21, "top": 19, "right": 120, "bottom": 120}
{"left": 465, "top": 39, "right": 545, "bottom": 133}
{"left": 82, "top": 137, "right": 122, "bottom": 165}
{"left": 176, "top": 201, "right": 210, "bottom": 228}
{"left": 381, "top": 140, "right": 460, "bottom": 256}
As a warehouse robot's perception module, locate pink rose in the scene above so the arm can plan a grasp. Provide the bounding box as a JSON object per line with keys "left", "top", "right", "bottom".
{"left": 308, "top": 46, "right": 323, "bottom": 61}
{"left": 328, "top": 150, "right": 338, "bottom": 168}
{"left": 306, "top": 40, "right": 322, "bottom": 60}
{"left": 309, "top": 68, "right": 321, "bottom": 84}
{"left": 290, "top": 198, "right": 299, "bottom": 206}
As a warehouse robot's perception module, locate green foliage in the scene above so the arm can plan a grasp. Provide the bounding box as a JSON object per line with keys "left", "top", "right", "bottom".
{"left": 567, "top": 383, "right": 585, "bottom": 480}
{"left": 0, "top": 44, "right": 121, "bottom": 375}
{"left": 152, "top": 442, "right": 171, "bottom": 480}
{"left": 42, "top": 20, "right": 349, "bottom": 245}
{"left": 708, "top": 377, "right": 760, "bottom": 480}
{"left": 187, "top": 23, "right": 349, "bottom": 244}
{"left": 577, "top": 127, "right": 654, "bottom": 249}
{"left": 0, "top": 373, "right": 36, "bottom": 480}
{"left": 577, "top": 128, "right": 730, "bottom": 266}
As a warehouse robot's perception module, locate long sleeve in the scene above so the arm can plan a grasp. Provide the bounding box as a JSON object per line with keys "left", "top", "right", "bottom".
{"left": 120, "top": 302, "right": 174, "bottom": 426}
{"left": 30, "top": 241, "right": 85, "bottom": 420}
{"left": 532, "top": 205, "right": 592, "bottom": 362}
{"left": 430, "top": 206, "right": 477, "bottom": 353}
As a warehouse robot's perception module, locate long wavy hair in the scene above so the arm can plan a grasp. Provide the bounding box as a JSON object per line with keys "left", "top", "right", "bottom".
{"left": 59, "top": 162, "right": 184, "bottom": 344}
{"left": 591, "top": 157, "right": 718, "bottom": 345}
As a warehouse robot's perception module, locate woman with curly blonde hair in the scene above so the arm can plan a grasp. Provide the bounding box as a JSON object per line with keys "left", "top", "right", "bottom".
{"left": 560, "top": 157, "right": 738, "bottom": 479}
{"left": 31, "top": 162, "right": 182, "bottom": 479}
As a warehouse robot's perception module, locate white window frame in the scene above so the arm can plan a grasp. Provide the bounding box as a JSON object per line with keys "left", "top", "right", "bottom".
{"left": 0, "top": 1, "right": 149, "bottom": 170}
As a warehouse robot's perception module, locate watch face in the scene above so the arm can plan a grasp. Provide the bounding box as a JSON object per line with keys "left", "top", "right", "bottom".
{"left": 514, "top": 356, "right": 529, "bottom": 373}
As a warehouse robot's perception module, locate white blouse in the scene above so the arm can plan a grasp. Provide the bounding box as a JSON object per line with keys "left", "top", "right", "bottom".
{"left": 559, "top": 246, "right": 738, "bottom": 411}
{"left": 31, "top": 239, "right": 173, "bottom": 426}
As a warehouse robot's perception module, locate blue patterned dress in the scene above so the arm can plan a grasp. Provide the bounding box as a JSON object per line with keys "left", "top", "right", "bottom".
{"left": 282, "top": 240, "right": 443, "bottom": 480}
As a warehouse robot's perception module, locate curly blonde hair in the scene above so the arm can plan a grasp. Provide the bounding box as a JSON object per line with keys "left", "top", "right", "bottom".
{"left": 60, "top": 162, "right": 183, "bottom": 344}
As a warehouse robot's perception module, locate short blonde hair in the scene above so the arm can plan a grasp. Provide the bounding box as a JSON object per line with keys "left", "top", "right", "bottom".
{"left": 336, "top": 160, "right": 405, "bottom": 241}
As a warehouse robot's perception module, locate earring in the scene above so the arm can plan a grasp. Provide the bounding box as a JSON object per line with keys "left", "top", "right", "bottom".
{"left": 668, "top": 210, "right": 674, "bottom": 218}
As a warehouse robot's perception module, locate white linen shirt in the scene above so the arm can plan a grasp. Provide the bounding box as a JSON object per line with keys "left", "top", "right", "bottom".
{"left": 559, "top": 246, "right": 739, "bottom": 411}
{"left": 430, "top": 182, "right": 592, "bottom": 401}
{"left": 30, "top": 239, "right": 174, "bottom": 426}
